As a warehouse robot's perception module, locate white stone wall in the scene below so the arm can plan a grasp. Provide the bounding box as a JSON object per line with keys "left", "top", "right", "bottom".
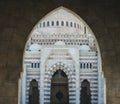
{"left": 20, "top": 7, "right": 105, "bottom": 104}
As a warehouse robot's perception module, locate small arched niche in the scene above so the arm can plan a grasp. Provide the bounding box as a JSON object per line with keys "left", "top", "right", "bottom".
{"left": 80, "top": 79, "right": 91, "bottom": 104}
{"left": 18, "top": 6, "right": 106, "bottom": 104}
{"left": 29, "top": 79, "right": 39, "bottom": 104}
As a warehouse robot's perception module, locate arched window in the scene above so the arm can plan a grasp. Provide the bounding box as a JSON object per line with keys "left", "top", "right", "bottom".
{"left": 87, "top": 63, "right": 89, "bottom": 68}
{"left": 56, "top": 21, "right": 59, "bottom": 26}
{"left": 80, "top": 79, "right": 91, "bottom": 104}
{"left": 66, "top": 21, "right": 68, "bottom": 26}
{"left": 43, "top": 22, "right": 45, "bottom": 27}
{"left": 84, "top": 26, "right": 86, "bottom": 34}
{"left": 74, "top": 23, "right": 76, "bottom": 28}
{"left": 29, "top": 79, "right": 39, "bottom": 104}
{"left": 70, "top": 22, "right": 73, "bottom": 27}
{"left": 38, "top": 63, "right": 40, "bottom": 68}
{"left": 31, "top": 63, "right": 33, "bottom": 68}
{"left": 77, "top": 24, "right": 79, "bottom": 29}
{"left": 84, "top": 63, "right": 86, "bottom": 69}
{"left": 51, "top": 21, "right": 54, "bottom": 26}
{"left": 80, "top": 63, "right": 82, "bottom": 68}
{"left": 61, "top": 21, "right": 64, "bottom": 26}
{"left": 90, "top": 63, "right": 92, "bottom": 69}
{"left": 34, "top": 63, "right": 36, "bottom": 68}
{"left": 47, "top": 21, "right": 49, "bottom": 26}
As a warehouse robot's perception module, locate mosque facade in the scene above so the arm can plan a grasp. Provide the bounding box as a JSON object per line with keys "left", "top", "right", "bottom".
{"left": 19, "top": 7, "right": 105, "bottom": 104}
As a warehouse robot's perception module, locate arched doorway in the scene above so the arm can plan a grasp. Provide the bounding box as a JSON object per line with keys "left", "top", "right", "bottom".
{"left": 80, "top": 79, "right": 91, "bottom": 104}
{"left": 51, "top": 69, "right": 69, "bottom": 104}
{"left": 29, "top": 79, "right": 39, "bottom": 104}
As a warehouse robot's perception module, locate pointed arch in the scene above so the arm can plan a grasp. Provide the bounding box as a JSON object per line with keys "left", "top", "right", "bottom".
{"left": 29, "top": 79, "right": 39, "bottom": 104}
{"left": 44, "top": 62, "right": 75, "bottom": 104}
{"left": 19, "top": 6, "right": 106, "bottom": 104}
{"left": 80, "top": 79, "right": 91, "bottom": 104}
{"left": 51, "top": 70, "right": 68, "bottom": 104}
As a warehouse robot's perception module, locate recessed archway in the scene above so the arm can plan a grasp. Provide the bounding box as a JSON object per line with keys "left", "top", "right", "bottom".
{"left": 19, "top": 6, "right": 106, "bottom": 104}
{"left": 29, "top": 79, "right": 39, "bottom": 104}
{"left": 80, "top": 79, "right": 91, "bottom": 104}
{"left": 51, "top": 69, "right": 68, "bottom": 104}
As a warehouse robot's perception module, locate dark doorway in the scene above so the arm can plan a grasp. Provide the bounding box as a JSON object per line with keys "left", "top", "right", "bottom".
{"left": 80, "top": 79, "right": 91, "bottom": 104}
{"left": 51, "top": 69, "right": 69, "bottom": 104}
{"left": 29, "top": 79, "right": 39, "bottom": 104}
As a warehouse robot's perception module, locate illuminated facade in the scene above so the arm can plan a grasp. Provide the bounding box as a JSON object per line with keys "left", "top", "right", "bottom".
{"left": 19, "top": 7, "right": 106, "bottom": 104}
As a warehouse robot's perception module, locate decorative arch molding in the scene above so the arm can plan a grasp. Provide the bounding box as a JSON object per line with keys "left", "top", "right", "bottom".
{"left": 47, "top": 62, "right": 73, "bottom": 79}
{"left": 43, "top": 62, "right": 76, "bottom": 104}
{"left": 18, "top": 6, "right": 106, "bottom": 104}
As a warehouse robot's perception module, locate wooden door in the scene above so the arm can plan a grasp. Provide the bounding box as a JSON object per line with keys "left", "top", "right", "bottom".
{"left": 51, "top": 70, "right": 69, "bottom": 104}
